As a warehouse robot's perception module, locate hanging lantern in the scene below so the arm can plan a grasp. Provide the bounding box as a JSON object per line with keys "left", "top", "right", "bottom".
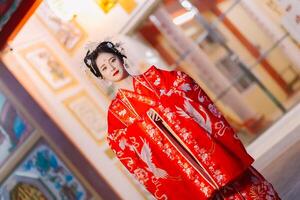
{"left": 95, "top": 0, "right": 118, "bottom": 13}
{"left": 118, "top": 0, "right": 137, "bottom": 14}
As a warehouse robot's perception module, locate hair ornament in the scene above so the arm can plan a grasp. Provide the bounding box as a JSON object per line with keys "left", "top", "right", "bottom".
{"left": 107, "top": 42, "right": 113, "bottom": 48}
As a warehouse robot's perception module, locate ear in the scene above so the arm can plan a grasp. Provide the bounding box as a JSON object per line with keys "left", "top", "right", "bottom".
{"left": 123, "top": 57, "right": 129, "bottom": 69}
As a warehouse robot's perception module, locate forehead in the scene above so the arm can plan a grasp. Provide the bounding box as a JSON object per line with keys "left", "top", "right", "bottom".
{"left": 96, "top": 52, "right": 115, "bottom": 63}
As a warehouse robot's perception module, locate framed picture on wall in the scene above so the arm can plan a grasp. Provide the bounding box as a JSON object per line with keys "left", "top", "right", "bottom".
{"left": 0, "top": 140, "right": 93, "bottom": 200}
{"left": 35, "top": 2, "right": 87, "bottom": 55}
{"left": 0, "top": 89, "right": 34, "bottom": 167}
{"left": 63, "top": 90, "right": 107, "bottom": 145}
{"left": 19, "top": 42, "right": 78, "bottom": 94}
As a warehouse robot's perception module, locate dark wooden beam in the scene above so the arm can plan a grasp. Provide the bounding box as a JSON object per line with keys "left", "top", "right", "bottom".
{"left": 0, "top": 0, "right": 41, "bottom": 50}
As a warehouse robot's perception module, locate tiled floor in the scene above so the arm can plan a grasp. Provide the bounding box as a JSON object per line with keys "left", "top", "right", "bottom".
{"left": 261, "top": 140, "right": 300, "bottom": 200}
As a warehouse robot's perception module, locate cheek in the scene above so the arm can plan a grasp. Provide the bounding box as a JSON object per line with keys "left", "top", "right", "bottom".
{"left": 119, "top": 68, "right": 128, "bottom": 79}
{"left": 115, "top": 62, "right": 124, "bottom": 70}
{"left": 101, "top": 71, "right": 112, "bottom": 80}
{"left": 119, "top": 67, "right": 124, "bottom": 74}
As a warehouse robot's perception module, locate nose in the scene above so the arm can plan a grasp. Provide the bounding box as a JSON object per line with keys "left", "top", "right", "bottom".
{"left": 110, "top": 65, "right": 116, "bottom": 71}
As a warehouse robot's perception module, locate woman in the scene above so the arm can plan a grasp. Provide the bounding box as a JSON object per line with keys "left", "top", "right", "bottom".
{"left": 84, "top": 41, "right": 280, "bottom": 200}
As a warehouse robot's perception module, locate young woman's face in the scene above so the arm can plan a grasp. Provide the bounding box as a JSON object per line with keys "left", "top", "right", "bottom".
{"left": 95, "top": 52, "right": 128, "bottom": 82}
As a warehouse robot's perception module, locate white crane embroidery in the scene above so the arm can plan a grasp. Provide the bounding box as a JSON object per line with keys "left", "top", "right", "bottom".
{"left": 119, "top": 137, "right": 181, "bottom": 180}
{"left": 183, "top": 99, "right": 212, "bottom": 134}
{"left": 139, "top": 137, "right": 169, "bottom": 179}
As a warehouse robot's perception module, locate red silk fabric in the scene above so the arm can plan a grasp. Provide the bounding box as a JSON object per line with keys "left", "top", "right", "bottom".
{"left": 106, "top": 65, "right": 279, "bottom": 199}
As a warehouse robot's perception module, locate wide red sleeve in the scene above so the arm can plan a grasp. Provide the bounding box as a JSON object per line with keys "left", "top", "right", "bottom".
{"left": 106, "top": 110, "right": 167, "bottom": 199}
{"left": 158, "top": 68, "right": 254, "bottom": 164}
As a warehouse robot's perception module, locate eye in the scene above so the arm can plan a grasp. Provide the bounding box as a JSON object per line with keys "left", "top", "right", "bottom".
{"left": 111, "top": 57, "right": 116, "bottom": 62}
{"left": 101, "top": 66, "right": 107, "bottom": 71}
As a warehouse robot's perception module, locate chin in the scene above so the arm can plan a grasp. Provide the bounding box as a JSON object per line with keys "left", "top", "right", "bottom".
{"left": 112, "top": 75, "right": 125, "bottom": 82}
{"left": 117, "top": 72, "right": 129, "bottom": 81}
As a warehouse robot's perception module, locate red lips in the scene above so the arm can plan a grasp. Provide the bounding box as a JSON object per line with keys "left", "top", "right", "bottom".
{"left": 113, "top": 70, "right": 119, "bottom": 76}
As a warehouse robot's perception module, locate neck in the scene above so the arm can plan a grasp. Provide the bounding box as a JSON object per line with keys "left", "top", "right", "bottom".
{"left": 114, "top": 75, "right": 134, "bottom": 91}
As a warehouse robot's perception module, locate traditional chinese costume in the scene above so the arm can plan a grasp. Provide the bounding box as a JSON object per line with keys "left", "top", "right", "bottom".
{"left": 106, "top": 65, "right": 280, "bottom": 199}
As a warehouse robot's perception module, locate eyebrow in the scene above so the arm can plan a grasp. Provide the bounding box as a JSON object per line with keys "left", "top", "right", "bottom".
{"left": 100, "top": 64, "right": 106, "bottom": 70}
{"left": 108, "top": 56, "right": 116, "bottom": 62}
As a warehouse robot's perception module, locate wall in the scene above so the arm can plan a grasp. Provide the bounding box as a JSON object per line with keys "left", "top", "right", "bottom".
{"left": 1, "top": 0, "right": 160, "bottom": 199}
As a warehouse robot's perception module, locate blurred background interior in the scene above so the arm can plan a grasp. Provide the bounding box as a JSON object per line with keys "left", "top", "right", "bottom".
{"left": 0, "top": 0, "right": 299, "bottom": 199}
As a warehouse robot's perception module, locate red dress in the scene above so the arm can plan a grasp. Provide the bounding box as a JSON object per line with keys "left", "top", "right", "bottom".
{"left": 106, "top": 65, "right": 280, "bottom": 199}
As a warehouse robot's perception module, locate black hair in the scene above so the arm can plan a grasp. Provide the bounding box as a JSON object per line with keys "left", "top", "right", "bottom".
{"left": 84, "top": 41, "right": 127, "bottom": 78}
